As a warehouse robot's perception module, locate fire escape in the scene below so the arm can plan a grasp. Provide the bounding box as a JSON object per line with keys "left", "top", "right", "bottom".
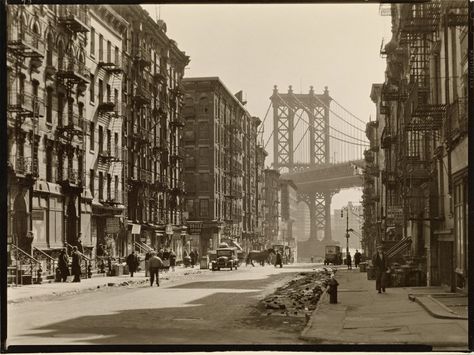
{"left": 55, "top": 8, "right": 90, "bottom": 193}
{"left": 96, "top": 46, "right": 125, "bottom": 206}
{"left": 224, "top": 115, "right": 243, "bottom": 230}
{"left": 7, "top": 21, "right": 45, "bottom": 184}
{"left": 385, "top": 1, "right": 442, "bottom": 261}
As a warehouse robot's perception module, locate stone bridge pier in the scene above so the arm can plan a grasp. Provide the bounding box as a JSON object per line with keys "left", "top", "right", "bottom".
{"left": 297, "top": 189, "right": 339, "bottom": 261}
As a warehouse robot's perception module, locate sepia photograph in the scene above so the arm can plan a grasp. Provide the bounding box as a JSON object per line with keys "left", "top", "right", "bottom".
{"left": 3, "top": 0, "right": 470, "bottom": 352}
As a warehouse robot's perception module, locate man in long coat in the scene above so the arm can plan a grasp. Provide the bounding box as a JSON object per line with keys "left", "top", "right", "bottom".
{"left": 126, "top": 251, "right": 139, "bottom": 277}
{"left": 57, "top": 248, "right": 70, "bottom": 282}
{"left": 71, "top": 246, "right": 82, "bottom": 283}
{"left": 372, "top": 245, "right": 389, "bottom": 293}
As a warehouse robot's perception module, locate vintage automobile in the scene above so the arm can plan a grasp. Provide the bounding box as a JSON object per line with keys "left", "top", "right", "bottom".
{"left": 324, "top": 244, "right": 342, "bottom": 265}
{"left": 211, "top": 247, "right": 239, "bottom": 271}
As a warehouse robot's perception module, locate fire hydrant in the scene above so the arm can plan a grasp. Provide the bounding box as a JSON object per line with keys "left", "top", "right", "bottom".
{"left": 327, "top": 275, "right": 339, "bottom": 304}
{"left": 36, "top": 266, "right": 43, "bottom": 284}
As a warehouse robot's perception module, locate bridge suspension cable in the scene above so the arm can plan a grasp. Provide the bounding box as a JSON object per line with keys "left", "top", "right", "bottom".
{"left": 276, "top": 94, "right": 369, "bottom": 146}
{"left": 257, "top": 102, "right": 272, "bottom": 134}
{"left": 291, "top": 94, "right": 366, "bottom": 134}
{"left": 331, "top": 98, "right": 367, "bottom": 126}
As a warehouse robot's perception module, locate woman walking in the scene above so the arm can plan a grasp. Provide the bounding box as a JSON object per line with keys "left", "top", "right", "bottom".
{"left": 57, "top": 248, "right": 70, "bottom": 282}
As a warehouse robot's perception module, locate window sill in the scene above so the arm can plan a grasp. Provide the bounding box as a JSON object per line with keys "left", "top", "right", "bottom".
{"left": 90, "top": 101, "right": 96, "bottom": 106}
{"left": 90, "top": 150, "right": 95, "bottom": 154}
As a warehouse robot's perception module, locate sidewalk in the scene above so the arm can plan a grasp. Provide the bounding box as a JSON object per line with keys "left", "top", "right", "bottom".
{"left": 7, "top": 266, "right": 209, "bottom": 304}
{"left": 300, "top": 269, "right": 469, "bottom": 350}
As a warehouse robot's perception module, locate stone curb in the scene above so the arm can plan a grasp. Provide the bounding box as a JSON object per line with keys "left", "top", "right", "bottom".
{"left": 299, "top": 285, "right": 329, "bottom": 341}
{"left": 8, "top": 268, "right": 209, "bottom": 305}
{"left": 7, "top": 278, "right": 149, "bottom": 304}
{"left": 409, "top": 294, "right": 468, "bottom": 320}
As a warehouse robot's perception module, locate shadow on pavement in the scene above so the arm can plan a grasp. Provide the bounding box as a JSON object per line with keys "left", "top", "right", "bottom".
{"left": 169, "top": 273, "right": 287, "bottom": 290}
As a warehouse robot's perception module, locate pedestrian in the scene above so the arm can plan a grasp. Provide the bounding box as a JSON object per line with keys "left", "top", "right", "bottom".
{"left": 194, "top": 249, "right": 199, "bottom": 267}
{"left": 145, "top": 250, "right": 151, "bottom": 277}
{"left": 275, "top": 251, "right": 283, "bottom": 268}
{"left": 71, "top": 246, "right": 82, "bottom": 283}
{"left": 126, "top": 251, "right": 139, "bottom": 277}
{"left": 346, "top": 252, "right": 352, "bottom": 270}
{"left": 169, "top": 250, "right": 177, "bottom": 271}
{"left": 148, "top": 251, "right": 163, "bottom": 287}
{"left": 354, "top": 249, "right": 362, "bottom": 268}
{"left": 158, "top": 248, "right": 164, "bottom": 259}
{"left": 189, "top": 249, "right": 196, "bottom": 268}
{"left": 246, "top": 253, "right": 255, "bottom": 267}
{"left": 57, "top": 248, "right": 70, "bottom": 282}
{"left": 372, "top": 245, "right": 389, "bottom": 293}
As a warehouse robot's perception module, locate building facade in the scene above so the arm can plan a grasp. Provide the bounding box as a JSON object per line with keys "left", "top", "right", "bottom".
{"left": 364, "top": 0, "right": 468, "bottom": 290}
{"left": 181, "top": 77, "right": 261, "bottom": 257}
{"left": 254, "top": 144, "right": 268, "bottom": 250}
{"left": 113, "top": 5, "right": 189, "bottom": 261}
{"left": 263, "top": 169, "right": 280, "bottom": 248}
{"left": 6, "top": 5, "right": 189, "bottom": 283}
{"left": 278, "top": 179, "right": 298, "bottom": 262}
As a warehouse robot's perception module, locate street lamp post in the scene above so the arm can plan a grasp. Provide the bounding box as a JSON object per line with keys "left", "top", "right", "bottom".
{"left": 341, "top": 206, "right": 354, "bottom": 262}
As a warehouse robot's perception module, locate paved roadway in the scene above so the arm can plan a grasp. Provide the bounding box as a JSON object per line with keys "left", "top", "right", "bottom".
{"left": 8, "top": 264, "right": 317, "bottom": 345}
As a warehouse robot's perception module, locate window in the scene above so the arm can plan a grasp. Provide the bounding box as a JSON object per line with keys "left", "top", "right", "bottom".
{"left": 90, "top": 27, "right": 95, "bottom": 56}
{"left": 90, "top": 74, "right": 95, "bottom": 102}
{"left": 46, "top": 89, "right": 52, "bottom": 123}
{"left": 90, "top": 169, "right": 95, "bottom": 196}
{"left": 107, "top": 40, "right": 111, "bottom": 63}
{"left": 199, "top": 147, "right": 209, "bottom": 166}
{"left": 107, "top": 129, "right": 111, "bottom": 153}
{"left": 98, "top": 172, "right": 103, "bottom": 200}
{"left": 114, "top": 88, "right": 119, "bottom": 106}
{"left": 199, "top": 174, "right": 209, "bottom": 191}
{"left": 46, "top": 145, "right": 53, "bottom": 182}
{"left": 98, "top": 79, "right": 103, "bottom": 103}
{"left": 98, "top": 125, "right": 103, "bottom": 153}
{"left": 114, "top": 132, "right": 119, "bottom": 156}
{"left": 454, "top": 177, "right": 467, "bottom": 275}
{"left": 90, "top": 122, "right": 95, "bottom": 151}
{"left": 199, "top": 199, "right": 209, "bottom": 218}
{"left": 115, "top": 46, "right": 119, "bottom": 65}
{"left": 107, "top": 174, "right": 111, "bottom": 200}
{"left": 114, "top": 175, "right": 119, "bottom": 197}
{"left": 57, "top": 94, "right": 64, "bottom": 126}
{"left": 99, "top": 34, "right": 103, "bottom": 61}
{"left": 46, "top": 34, "right": 53, "bottom": 66}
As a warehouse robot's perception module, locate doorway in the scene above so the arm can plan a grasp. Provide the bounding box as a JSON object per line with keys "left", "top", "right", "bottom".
{"left": 13, "top": 193, "right": 29, "bottom": 252}
{"left": 66, "top": 198, "right": 77, "bottom": 247}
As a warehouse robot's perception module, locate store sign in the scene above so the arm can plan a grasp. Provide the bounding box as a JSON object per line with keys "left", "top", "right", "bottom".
{"left": 188, "top": 221, "right": 203, "bottom": 235}
{"left": 106, "top": 218, "right": 121, "bottom": 233}
{"left": 131, "top": 224, "right": 141, "bottom": 235}
{"left": 387, "top": 206, "right": 403, "bottom": 224}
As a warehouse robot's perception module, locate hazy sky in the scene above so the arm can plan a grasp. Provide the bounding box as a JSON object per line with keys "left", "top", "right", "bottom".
{"left": 143, "top": 4, "right": 392, "bottom": 209}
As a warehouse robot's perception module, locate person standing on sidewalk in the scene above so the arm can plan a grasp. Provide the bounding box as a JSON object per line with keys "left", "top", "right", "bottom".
{"left": 71, "top": 246, "right": 82, "bottom": 283}
{"left": 275, "top": 251, "right": 283, "bottom": 268}
{"left": 57, "top": 248, "right": 70, "bottom": 282}
{"left": 126, "top": 251, "right": 139, "bottom": 277}
{"left": 346, "top": 252, "right": 352, "bottom": 270}
{"left": 354, "top": 250, "right": 362, "bottom": 268}
{"left": 148, "top": 251, "right": 163, "bottom": 287}
{"left": 145, "top": 250, "right": 151, "bottom": 277}
{"left": 189, "top": 250, "right": 196, "bottom": 268}
{"left": 169, "top": 250, "right": 177, "bottom": 271}
{"left": 372, "top": 245, "right": 389, "bottom": 293}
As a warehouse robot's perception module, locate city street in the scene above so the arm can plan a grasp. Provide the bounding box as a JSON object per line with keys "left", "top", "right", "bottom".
{"left": 8, "top": 265, "right": 314, "bottom": 345}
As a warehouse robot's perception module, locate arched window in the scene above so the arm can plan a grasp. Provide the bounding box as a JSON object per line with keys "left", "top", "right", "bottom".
{"left": 58, "top": 41, "right": 64, "bottom": 70}
{"left": 46, "top": 33, "right": 53, "bottom": 66}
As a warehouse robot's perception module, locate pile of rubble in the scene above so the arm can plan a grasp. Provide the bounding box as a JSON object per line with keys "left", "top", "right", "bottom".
{"left": 261, "top": 268, "right": 335, "bottom": 319}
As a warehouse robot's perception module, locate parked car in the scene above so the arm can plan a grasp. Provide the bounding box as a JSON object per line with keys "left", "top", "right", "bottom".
{"left": 211, "top": 247, "right": 239, "bottom": 271}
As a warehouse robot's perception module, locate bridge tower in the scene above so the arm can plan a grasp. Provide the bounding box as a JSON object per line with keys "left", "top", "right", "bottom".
{"left": 271, "top": 85, "right": 335, "bottom": 256}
